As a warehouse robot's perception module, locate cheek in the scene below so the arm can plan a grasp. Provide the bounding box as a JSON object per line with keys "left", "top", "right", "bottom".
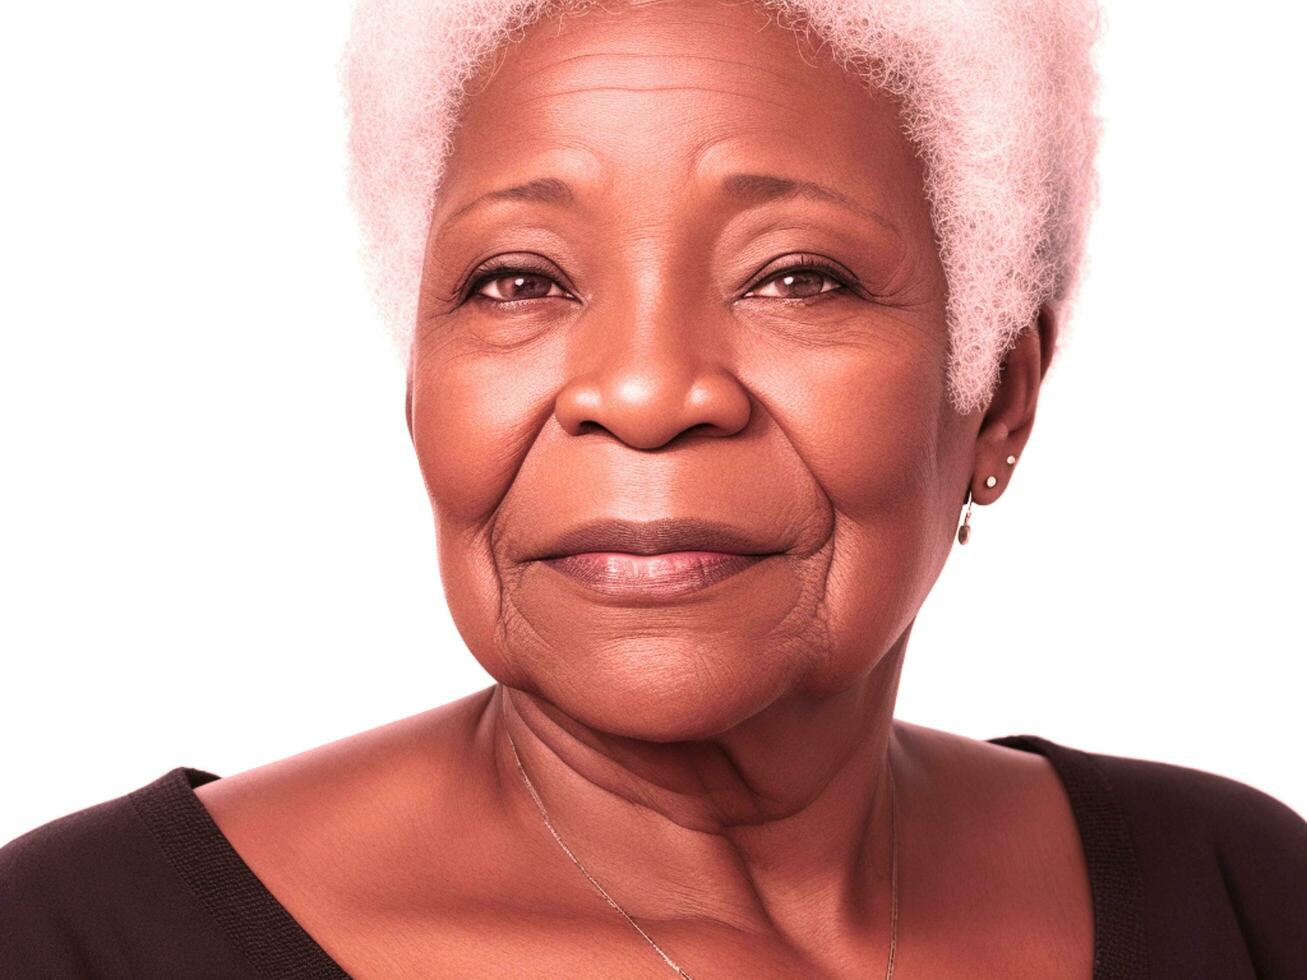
{"left": 750, "top": 321, "right": 951, "bottom": 519}
{"left": 409, "top": 340, "right": 557, "bottom": 529}
{"left": 409, "top": 339, "right": 563, "bottom": 690}
{"left": 748, "top": 323, "right": 958, "bottom": 688}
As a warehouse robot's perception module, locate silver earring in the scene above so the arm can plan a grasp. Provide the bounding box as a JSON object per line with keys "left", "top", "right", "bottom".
{"left": 985, "top": 475, "right": 998, "bottom": 488}
{"left": 957, "top": 490, "right": 974, "bottom": 545}
{"left": 1006, "top": 455, "right": 1017, "bottom": 466}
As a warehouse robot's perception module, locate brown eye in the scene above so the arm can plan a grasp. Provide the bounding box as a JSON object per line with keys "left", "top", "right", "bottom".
{"left": 474, "top": 272, "right": 568, "bottom": 302}
{"left": 746, "top": 269, "right": 843, "bottom": 299}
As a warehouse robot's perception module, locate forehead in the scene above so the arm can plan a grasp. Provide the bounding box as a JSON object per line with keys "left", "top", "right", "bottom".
{"left": 434, "top": 0, "right": 929, "bottom": 234}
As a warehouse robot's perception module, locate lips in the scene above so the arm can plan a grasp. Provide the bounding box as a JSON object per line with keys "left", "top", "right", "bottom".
{"left": 543, "top": 550, "right": 767, "bottom": 598}
{"left": 529, "top": 518, "right": 783, "bottom": 598}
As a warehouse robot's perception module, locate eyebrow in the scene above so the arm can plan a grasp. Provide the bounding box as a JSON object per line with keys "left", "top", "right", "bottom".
{"left": 721, "top": 173, "right": 900, "bottom": 235}
{"left": 438, "top": 171, "right": 898, "bottom": 234}
{"left": 443, "top": 177, "right": 575, "bottom": 225}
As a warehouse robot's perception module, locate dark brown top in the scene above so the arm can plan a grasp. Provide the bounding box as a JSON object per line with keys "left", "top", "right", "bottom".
{"left": 2, "top": 734, "right": 1305, "bottom": 979}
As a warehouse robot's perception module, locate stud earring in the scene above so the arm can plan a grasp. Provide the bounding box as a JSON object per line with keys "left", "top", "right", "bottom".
{"left": 957, "top": 490, "right": 974, "bottom": 545}
{"left": 985, "top": 475, "right": 998, "bottom": 488}
{"left": 1006, "top": 455, "right": 1017, "bottom": 465}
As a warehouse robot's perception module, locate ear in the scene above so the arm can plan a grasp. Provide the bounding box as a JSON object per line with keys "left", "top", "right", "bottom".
{"left": 404, "top": 349, "right": 417, "bottom": 446}
{"left": 405, "top": 380, "right": 415, "bottom": 444}
{"left": 969, "top": 302, "right": 1058, "bottom": 505}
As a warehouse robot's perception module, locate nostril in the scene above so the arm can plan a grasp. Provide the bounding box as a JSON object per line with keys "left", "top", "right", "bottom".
{"left": 554, "top": 368, "right": 752, "bottom": 449}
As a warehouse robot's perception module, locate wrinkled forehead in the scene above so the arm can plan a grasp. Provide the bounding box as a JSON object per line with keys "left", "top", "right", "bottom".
{"left": 433, "top": 0, "right": 929, "bottom": 241}
{"left": 460, "top": 0, "right": 859, "bottom": 98}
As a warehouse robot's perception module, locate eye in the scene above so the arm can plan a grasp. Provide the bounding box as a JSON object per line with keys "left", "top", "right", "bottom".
{"left": 742, "top": 262, "right": 851, "bottom": 300}
{"left": 472, "top": 270, "right": 571, "bottom": 303}
{"left": 456, "top": 254, "right": 577, "bottom": 307}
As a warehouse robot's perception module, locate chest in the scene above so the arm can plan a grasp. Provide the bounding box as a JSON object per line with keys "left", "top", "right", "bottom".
{"left": 294, "top": 860, "right": 1094, "bottom": 980}
{"left": 307, "top": 919, "right": 1093, "bottom": 980}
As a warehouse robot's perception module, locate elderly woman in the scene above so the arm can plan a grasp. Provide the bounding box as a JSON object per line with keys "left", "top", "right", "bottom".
{"left": 3, "top": 0, "right": 1305, "bottom": 977}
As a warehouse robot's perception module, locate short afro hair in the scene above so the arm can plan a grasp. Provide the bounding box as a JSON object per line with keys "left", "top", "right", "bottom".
{"left": 342, "top": 0, "right": 1102, "bottom": 413}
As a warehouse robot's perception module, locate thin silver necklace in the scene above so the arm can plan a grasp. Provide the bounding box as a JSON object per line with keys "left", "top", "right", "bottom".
{"left": 505, "top": 726, "right": 900, "bottom": 979}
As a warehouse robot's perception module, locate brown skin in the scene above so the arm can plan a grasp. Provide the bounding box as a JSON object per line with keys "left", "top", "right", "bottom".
{"left": 196, "top": 2, "right": 1091, "bottom": 977}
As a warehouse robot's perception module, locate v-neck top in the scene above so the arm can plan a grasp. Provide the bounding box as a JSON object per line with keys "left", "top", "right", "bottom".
{"left": 2, "top": 734, "right": 1305, "bottom": 979}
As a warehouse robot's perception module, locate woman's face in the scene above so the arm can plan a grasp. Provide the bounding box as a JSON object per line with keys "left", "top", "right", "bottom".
{"left": 410, "top": 0, "right": 980, "bottom": 737}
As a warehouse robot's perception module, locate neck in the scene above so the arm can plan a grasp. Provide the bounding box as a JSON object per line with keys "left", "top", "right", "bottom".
{"left": 484, "top": 635, "right": 906, "bottom": 946}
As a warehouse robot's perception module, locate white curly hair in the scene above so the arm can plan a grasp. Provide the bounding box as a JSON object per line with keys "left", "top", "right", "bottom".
{"left": 342, "top": 0, "right": 1102, "bottom": 413}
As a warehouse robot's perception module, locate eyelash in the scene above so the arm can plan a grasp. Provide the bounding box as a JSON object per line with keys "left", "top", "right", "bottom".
{"left": 457, "top": 253, "right": 858, "bottom": 306}
{"left": 460, "top": 256, "right": 575, "bottom": 306}
{"left": 742, "top": 255, "right": 856, "bottom": 300}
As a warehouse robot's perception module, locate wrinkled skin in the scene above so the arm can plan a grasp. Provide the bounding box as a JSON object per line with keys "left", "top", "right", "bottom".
{"left": 198, "top": 2, "right": 1089, "bottom": 977}
{"left": 411, "top": 0, "right": 1046, "bottom": 735}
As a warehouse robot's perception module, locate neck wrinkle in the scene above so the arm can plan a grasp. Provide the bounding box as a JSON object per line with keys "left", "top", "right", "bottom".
{"left": 487, "top": 644, "right": 904, "bottom": 940}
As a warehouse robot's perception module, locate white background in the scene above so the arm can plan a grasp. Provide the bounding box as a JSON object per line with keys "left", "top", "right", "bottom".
{"left": 2, "top": 1, "right": 1304, "bottom": 846}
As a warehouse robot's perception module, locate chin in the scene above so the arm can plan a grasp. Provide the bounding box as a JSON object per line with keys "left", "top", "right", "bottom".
{"left": 503, "top": 632, "right": 812, "bottom": 742}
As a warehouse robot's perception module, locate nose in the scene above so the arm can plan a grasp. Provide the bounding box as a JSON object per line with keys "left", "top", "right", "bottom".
{"left": 553, "top": 309, "right": 752, "bottom": 450}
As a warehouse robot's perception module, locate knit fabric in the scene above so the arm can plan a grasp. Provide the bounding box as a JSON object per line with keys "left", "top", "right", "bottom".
{"left": 127, "top": 768, "right": 350, "bottom": 979}
{"left": 991, "top": 735, "right": 1149, "bottom": 979}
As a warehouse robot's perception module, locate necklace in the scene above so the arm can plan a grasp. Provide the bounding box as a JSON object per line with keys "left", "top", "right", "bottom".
{"left": 504, "top": 725, "right": 900, "bottom": 979}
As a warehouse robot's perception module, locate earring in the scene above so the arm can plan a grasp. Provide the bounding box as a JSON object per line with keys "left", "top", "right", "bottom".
{"left": 985, "top": 475, "right": 998, "bottom": 488}
{"left": 957, "top": 490, "right": 974, "bottom": 544}
{"left": 1006, "top": 455, "right": 1017, "bottom": 465}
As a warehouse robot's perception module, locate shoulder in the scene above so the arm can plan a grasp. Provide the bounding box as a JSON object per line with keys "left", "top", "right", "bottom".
{"left": 1074, "top": 742, "right": 1307, "bottom": 862}
{"left": 0, "top": 768, "right": 258, "bottom": 979}
{"left": 193, "top": 686, "right": 492, "bottom": 843}
{"left": 1, "top": 781, "right": 142, "bottom": 905}
{"left": 189, "top": 687, "right": 497, "bottom": 918}
{"left": 1018, "top": 736, "right": 1307, "bottom": 976}
{"left": 0, "top": 773, "right": 178, "bottom": 915}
